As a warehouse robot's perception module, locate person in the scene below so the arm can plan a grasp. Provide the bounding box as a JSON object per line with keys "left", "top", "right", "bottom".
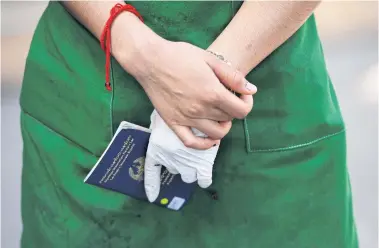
{"left": 19, "top": 1, "right": 358, "bottom": 247}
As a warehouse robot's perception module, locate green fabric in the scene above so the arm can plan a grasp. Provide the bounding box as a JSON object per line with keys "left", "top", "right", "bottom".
{"left": 20, "top": 1, "right": 358, "bottom": 247}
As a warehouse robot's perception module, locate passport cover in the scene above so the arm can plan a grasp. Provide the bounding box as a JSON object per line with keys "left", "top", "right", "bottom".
{"left": 84, "top": 122, "right": 196, "bottom": 211}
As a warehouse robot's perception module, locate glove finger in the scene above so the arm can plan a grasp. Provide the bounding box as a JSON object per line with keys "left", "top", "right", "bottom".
{"left": 149, "top": 109, "right": 158, "bottom": 130}
{"left": 196, "top": 165, "right": 213, "bottom": 188}
{"left": 149, "top": 144, "right": 179, "bottom": 175}
{"left": 144, "top": 155, "right": 161, "bottom": 202}
{"left": 177, "top": 166, "right": 197, "bottom": 184}
{"left": 165, "top": 166, "right": 179, "bottom": 175}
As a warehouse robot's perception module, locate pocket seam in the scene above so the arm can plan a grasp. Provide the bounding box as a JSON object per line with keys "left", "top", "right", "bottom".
{"left": 243, "top": 118, "right": 345, "bottom": 153}
{"left": 22, "top": 109, "right": 97, "bottom": 157}
{"left": 109, "top": 58, "right": 116, "bottom": 136}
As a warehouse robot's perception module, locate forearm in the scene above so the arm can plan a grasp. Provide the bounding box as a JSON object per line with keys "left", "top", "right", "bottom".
{"left": 208, "top": 1, "right": 321, "bottom": 75}
{"left": 61, "top": 1, "right": 162, "bottom": 75}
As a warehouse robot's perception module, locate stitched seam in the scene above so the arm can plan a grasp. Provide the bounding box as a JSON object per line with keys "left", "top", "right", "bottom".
{"left": 243, "top": 118, "right": 345, "bottom": 153}
{"left": 22, "top": 115, "right": 66, "bottom": 209}
{"left": 21, "top": 109, "right": 97, "bottom": 157}
{"left": 243, "top": 118, "right": 252, "bottom": 153}
{"left": 109, "top": 58, "right": 115, "bottom": 136}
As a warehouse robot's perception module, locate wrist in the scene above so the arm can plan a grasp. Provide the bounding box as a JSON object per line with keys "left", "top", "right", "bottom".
{"left": 207, "top": 50, "right": 232, "bottom": 66}
{"left": 110, "top": 12, "right": 166, "bottom": 78}
{"left": 208, "top": 43, "right": 247, "bottom": 75}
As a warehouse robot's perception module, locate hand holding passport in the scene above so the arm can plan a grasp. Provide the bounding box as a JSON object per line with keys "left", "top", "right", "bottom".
{"left": 84, "top": 111, "right": 219, "bottom": 211}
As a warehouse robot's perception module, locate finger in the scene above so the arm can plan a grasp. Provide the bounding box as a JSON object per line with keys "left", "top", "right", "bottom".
{"left": 177, "top": 166, "right": 197, "bottom": 184}
{"left": 171, "top": 125, "right": 220, "bottom": 150}
{"left": 239, "top": 94, "right": 254, "bottom": 111}
{"left": 196, "top": 164, "right": 213, "bottom": 188}
{"left": 191, "top": 119, "right": 232, "bottom": 140}
{"left": 149, "top": 109, "right": 158, "bottom": 129}
{"left": 164, "top": 165, "right": 179, "bottom": 175}
{"left": 206, "top": 55, "right": 257, "bottom": 95}
{"left": 201, "top": 107, "right": 233, "bottom": 122}
{"left": 144, "top": 155, "right": 161, "bottom": 202}
{"left": 215, "top": 90, "right": 253, "bottom": 119}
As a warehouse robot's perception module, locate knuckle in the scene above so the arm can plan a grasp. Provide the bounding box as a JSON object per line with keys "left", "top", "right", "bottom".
{"left": 233, "top": 70, "right": 243, "bottom": 83}
{"left": 213, "top": 127, "right": 229, "bottom": 140}
{"left": 207, "top": 89, "right": 222, "bottom": 104}
{"left": 228, "top": 70, "right": 243, "bottom": 89}
{"left": 235, "top": 72, "right": 245, "bottom": 89}
{"left": 242, "top": 105, "right": 252, "bottom": 117}
{"left": 235, "top": 97, "right": 253, "bottom": 119}
{"left": 225, "top": 122, "right": 233, "bottom": 133}
{"left": 187, "top": 103, "right": 202, "bottom": 117}
{"left": 200, "top": 85, "right": 222, "bottom": 105}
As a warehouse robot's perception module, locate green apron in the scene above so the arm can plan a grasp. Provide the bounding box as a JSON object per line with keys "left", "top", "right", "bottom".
{"left": 20, "top": 2, "right": 358, "bottom": 247}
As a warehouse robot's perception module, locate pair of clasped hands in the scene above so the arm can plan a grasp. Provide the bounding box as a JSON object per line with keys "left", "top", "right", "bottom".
{"left": 128, "top": 41, "right": 257, "bottom": 202}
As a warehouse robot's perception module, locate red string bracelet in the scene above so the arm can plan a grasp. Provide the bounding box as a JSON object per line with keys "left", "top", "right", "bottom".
{"left": 100, "top": 3, "right": 143, "bottom": 91}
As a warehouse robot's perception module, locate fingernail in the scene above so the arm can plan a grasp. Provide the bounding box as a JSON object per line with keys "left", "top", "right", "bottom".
{"left": 244, "top": 79, "right": 257, "bottom": 92}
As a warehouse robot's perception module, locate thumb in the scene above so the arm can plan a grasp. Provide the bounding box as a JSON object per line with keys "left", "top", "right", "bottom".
{"left": 144, "top": 154, "right": 161, "bottom": 202}
{"left": 206, "top": 54, "right": 257, "bottom": 95}
{"left": 149, "top": 109, "right": 158, "bottom": 130}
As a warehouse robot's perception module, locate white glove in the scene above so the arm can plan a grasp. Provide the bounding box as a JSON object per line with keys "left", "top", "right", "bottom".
{"left": 144, "top": 110, "right": 219, "bottom": 202}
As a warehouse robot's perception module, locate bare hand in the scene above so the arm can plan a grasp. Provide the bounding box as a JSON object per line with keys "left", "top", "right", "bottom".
{"left": 124, "top": 40, "right": 257, "bottom": 149}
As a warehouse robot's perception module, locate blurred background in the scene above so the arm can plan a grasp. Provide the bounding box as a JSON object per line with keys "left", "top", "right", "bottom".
{"left": 1, "top": 1, "right": 378, "bottom": 248}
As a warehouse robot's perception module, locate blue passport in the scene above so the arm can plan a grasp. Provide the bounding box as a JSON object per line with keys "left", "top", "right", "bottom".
{"left": 84, "top": 121, "right": 196, "bottom": 211}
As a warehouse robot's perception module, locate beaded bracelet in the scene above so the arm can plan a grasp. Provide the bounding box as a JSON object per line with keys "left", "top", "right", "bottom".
{"left": 207, "top": 50, "right": 232, "bottom": 66}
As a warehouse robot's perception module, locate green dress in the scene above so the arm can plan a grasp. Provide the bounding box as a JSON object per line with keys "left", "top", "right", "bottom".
{"left": 20, "top": 1, "right": 358, "bottom": 247}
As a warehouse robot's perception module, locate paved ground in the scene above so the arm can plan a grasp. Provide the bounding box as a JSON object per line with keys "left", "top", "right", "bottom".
{"left": 1, "top": 1, "right": 378, "bottom": 248}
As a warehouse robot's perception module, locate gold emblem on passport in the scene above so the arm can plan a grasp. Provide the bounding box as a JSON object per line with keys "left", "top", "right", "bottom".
{"left": 129, "top": 156, "right": 145, "bottom": 182}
